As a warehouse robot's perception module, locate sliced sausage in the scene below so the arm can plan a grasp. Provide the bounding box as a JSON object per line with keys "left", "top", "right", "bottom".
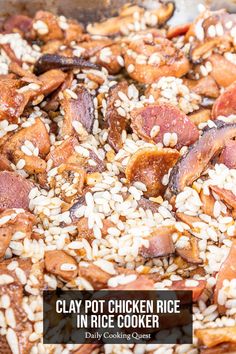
{"left": 214, "top": 239, "right": 236, "bottom": 314}
{"left": 0, "top": 171, "right": 32, "bottom": 211}
{"left": 140, "top": 226, "right": 175, "bottom": 258}
{"left": 131, "top": 103, "right": 199, "bottom": 149}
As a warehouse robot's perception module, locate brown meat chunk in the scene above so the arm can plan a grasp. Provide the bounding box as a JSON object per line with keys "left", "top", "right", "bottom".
{"left": 0, "top": 171, "right": 32, "bottom": 211}
{"left": 176, "top": 237, "right": 202, "bottom": 264}
{"left": 210, "top": 185, "right": 236, "bottom": 210}
{"left": 106, "top": 81, "right": 129, "bottom": 152}
{"left": 45, "top": 250, "right": 78, "bottom": 281}
{"left": 33, "top": 11, "right": 63, "bottom": 41}
{"left": 77, "top": 217, "right": 114, "bottom": 242}
{"left": 0, "top": 258, "right": 33, "bottom": 354}
{"left": 218, "top": 140, "right": 236, "bottom": 169}
{"left": 61, "top": 85, "right": 94, "bottom": 137}
{"left": 131, "top": 104, "right": 199, "bottom": 149}
{"left": 0, "top": 209, "right": 36, "bottom": 258}
{"left": 78, "top": 262, "right": 111, "bottom": 289}
{"left": 125, "top": 147, "right": 180, "bottom": 197}
{"left": 200, "top": 190, "right": 215, "bottom": 217}
{"left": 95, "top": 44, "right": 123, "bottom": 74}
{"left": 209, "top": 54, "right": 236, "bottom": 88}
{"left": 185, "top": 76, "right": 219, "bottom": 98}
{"left": 167, "top": 23, "right": 191, "bottom": 39}
{"left": 214, "top": 239, "right": 236, "bottom": 314}
{"left": 46, "top": 137, "right": 78, "bottom": 167}
{"left": 188, "top": 109, "right": 211, "bottom": 126}
{"left": 140, "top": 226, "right": 175, "bottom": 258}
{"left": 37, "top": 69, "right": 67, "bottom": 97}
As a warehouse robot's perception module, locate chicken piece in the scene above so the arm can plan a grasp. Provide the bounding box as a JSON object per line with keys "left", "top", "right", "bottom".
{"left": 78, "top": 262, "right": 112, "bottom": 289}
{"left": 167, "top": 23, "right": 191, "bottom": 39}
{"left": 50, "top": 163, "right": 86, "bottom": 203}
{"left": 76, "top": 217, "right": 114, "bottom": 242}
{"left": 125, "top": 147, "right": 180, "bottom": 197}
{"left": 0, "top": 171, "right": 32, "bottom": 211}
{"left": 200, "top": 190, "right": 215, "bottom": 217}
{"left": 3, "top": 118, "right": 50, "bottom": 160}
{"left": 184, "top": 76, "right": 219, "bottom": 98}
{"left": 0, "top": 78, "right": 29, "bottom": 122}
{"left": 176, "top": 212, "right": 202, "bottom": 227}
{"left": 33, "top": 11, "right": 63, "bottom": 41}
{"left": 188, "top": 109, "right": 211, "bottom": 126}
{"left": 176, "top": 237, "right": 202, "bottom": 264}
{"left": 124, "top": 37, "right": 190, "bottom": 84}
{"left": 73, "top": 344, "right": 101, "bottom": 354}
{"left": 37, "top": 69, "right": 67, "bottom": 97}
{"left": 0, "top": 209, "right": 36, "bottom": 258}
{"left": 131, "top": 103, "right": 199, "bottom": 149}
{"left": 46, "top": 137, "right": 78, "bottom": 167}
{"left": 0, "top": 154, "right": 13, "bottom": 172}
{"left": 45, "top": 250, "right": 78, "bottom": 281}
{"left": 64, "top": 19, "right": 84, "bottom": 43}
{"left": 209, "top": 54, "right": 236, "bottom": 88}
{"left": 140, "top": 226, "right": 175, "bottom": 258}
{"left": 95, "top": 44, "right": 123, "bottom": 74}
{"left": 210, "top": 185, "right": 236, "bottom": 210}
{"left": 169, "top": 279, "right": 206, "bottom": 301}
{"left": 13, "top": 151, "right": 47, "bottom": 174}
{"left": 195, "top": 327, "right": 236, "bottom": 348}
{"left": 87, "top": 3, "right": 173, "bottom": 36}
{"left": 0, "top": 258, "right": 34, "bottom": 354}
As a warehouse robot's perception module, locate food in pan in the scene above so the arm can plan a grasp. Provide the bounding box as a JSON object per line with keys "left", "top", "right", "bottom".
{"left": 1, "top": 2, "right": 236, "bottom": 353}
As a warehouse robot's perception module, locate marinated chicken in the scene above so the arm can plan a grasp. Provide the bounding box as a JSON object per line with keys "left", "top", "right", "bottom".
{"left": 0, "top": 3, "right": 236, "bottom": 354}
